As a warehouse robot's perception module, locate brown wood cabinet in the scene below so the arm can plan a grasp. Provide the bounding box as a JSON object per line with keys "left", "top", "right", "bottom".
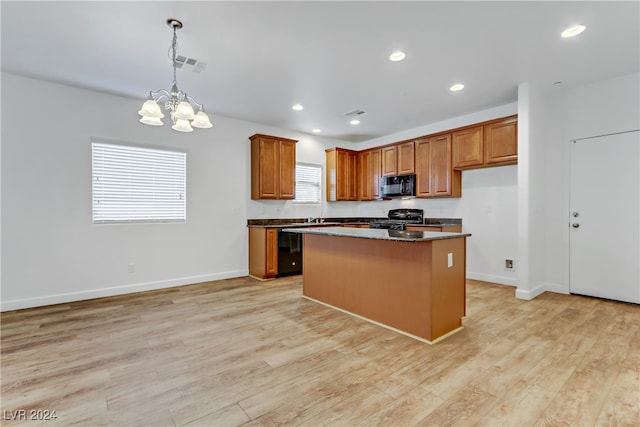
{"left": 248, "top": 227, "right": 278, "bottom": 279}
{"left": 415, "top": 134, "right": 461, "bottom": 198}
{"left": 381, "top": 146, "right": 397, "bottom": 176}
{"left": 452, "top": 126, "right": 484, "bottom": 169}
{"left": 250, "top": 134, "right": 297, "bottom": 199}
{"left": 357, "top": 148, "right": 381, "bottom": 201}
{"left": 325, "top": 115, "right": 517, "bottom": 202}
{"left": 326, "top": 148, "right": 357, "bottom": 201}
{"left": 452, "top": 115, "right": 518, "bottom": 170}
{"left": 381, "top": 142, "right": 415, "bottom": 176}
{"left": 484, "top": 115, "right": 518, "bottom": 165}
{"left": 397, "top": 141, "right": 415, "bottom": 174}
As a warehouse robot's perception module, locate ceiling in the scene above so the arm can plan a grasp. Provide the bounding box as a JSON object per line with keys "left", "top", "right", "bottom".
{"left": 2, "top": 1, "right": 638, "bottom": 142}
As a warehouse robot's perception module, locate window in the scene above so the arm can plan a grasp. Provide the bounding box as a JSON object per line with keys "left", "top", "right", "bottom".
{"left": 295, "top": 163, "right": 321, "bottom": 204}
{"left": 92, "top": 141, "right": 186, "bottom": 224}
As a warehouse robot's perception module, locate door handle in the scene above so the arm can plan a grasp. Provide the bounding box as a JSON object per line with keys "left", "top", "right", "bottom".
{"left": 572, "top": 223, "right": 580, "bottom": 228}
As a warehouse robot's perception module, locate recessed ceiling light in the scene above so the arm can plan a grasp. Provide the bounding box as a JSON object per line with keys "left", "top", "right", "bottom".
{"left": 389, "top": 51, "right": 406, "bottom": 62}
{"left": 449, "top": 83, "right": 465, "bottom": 92}
{"left": 350, "top": 119, "right": 360, "bottom": 125}
{"left": 291, "top": 103, "right": 304, "bottom": 111}
{"left": 312, "top": 129, "right": 321, "bottom": 133}
{"left": 561, "top": 25, "right": 586, "bottom": 38}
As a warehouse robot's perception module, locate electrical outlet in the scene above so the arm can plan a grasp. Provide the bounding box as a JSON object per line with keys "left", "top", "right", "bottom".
{"left": 505, "top": 259, "right": 514, "bottom": 270}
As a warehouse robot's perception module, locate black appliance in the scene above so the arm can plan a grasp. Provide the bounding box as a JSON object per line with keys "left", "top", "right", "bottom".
{"left": 277, "top": 230, "right": 302, "bottom": 276}
{"left": 380, "top": 174, "right": 416, "bottom": 199}
{"left": 369, "top": 208, "right": 424, "bottom": 230}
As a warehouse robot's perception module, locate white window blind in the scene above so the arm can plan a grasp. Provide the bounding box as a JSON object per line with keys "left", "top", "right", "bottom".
{"left": 295, "top": 163, "right": 322, "bottom": 204}
{"left": 92, "top": 141, "right": 186, "bottom": 224}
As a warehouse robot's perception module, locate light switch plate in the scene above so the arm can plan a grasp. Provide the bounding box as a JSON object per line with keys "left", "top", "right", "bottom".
{"left": 447, "top": 253, "right": 453, "bottom": 268}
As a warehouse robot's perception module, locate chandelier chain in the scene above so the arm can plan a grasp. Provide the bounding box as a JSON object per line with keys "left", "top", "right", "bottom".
{"left": 169, "top": 25, "right": 179, "bottom": 87}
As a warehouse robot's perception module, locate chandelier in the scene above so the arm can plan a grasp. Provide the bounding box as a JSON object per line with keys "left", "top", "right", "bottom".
{"left": 138, "top": 19, "right": 212, "bottom": 132}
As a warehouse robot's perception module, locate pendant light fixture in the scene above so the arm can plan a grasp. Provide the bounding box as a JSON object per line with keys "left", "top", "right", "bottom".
{"left": 138, "top": 18, "right": 212, "bottom": 132}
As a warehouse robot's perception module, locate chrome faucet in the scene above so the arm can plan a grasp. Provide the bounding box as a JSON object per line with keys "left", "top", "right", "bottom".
{"left": 307, "top": 217, "right": 322, "bottom": 223}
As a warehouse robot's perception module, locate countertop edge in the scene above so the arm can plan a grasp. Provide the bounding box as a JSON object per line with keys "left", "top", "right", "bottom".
{"left": 283, "top": 226, "right": 471, "bottom": 242}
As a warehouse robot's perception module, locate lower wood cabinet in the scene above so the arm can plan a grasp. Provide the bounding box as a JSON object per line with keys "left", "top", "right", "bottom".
{"left": 248, "top": 227, "right": 278, "bottom": 279}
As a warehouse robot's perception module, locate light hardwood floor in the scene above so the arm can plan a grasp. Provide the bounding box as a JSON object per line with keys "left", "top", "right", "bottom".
{"left": 1, "top": 277, "right": 638, "bottom": 426}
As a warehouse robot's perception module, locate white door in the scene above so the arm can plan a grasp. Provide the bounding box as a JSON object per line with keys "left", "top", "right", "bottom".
{"left": 569, "top": 130, "right": 640, "bottom": 303}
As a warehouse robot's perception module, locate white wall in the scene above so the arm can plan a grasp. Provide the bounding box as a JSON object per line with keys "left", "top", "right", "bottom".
{"left": 517, "top": 71, "right": 640, "bottom": 299}
{"left": 0, "top": 73, "right": 352, "bottom": 310}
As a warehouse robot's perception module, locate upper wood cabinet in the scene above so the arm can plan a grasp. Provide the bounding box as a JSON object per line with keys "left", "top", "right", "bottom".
{"left": 326, "top": 148, "right": 357, "bottom": 201}
{"left": 357, "top": 148, "right": 382, "bottom": 201}
{"left": 397, "top": 141, "right": 415, "bottom": 175}
{"left": 452, "top": 115, "right": 518, "bottom": 170}
{"left": 452, "top": 126, "right": 484, "bottom": 169}
{"left": 415, "top": 134, "right": 461, "bottom": 198}
{"left": 381, "top": 142, "right": 415, "bottom": 176}
{"left": 381, "top": 146, "right": 397, "bottom": 176}
{"left": 325, "top": 115, "right": 517, "bottom": 202}
{"left": 250, "top": 134, "right": 297, "bottom": 200}
{"left": 484, "top": 116, "right": 518, "bottom": 165}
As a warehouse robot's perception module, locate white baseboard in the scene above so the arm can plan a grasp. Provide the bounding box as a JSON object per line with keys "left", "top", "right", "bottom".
{"left": 515, "top": 281, "right": 567, "bottom": 300}
{"left": 466, "top": 271, "right": 517, "bottom": 287}
{"left": 1, "top": 270, "right": 248, "bottom": 312}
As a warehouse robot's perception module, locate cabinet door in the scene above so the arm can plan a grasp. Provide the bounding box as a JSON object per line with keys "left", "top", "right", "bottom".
{"left": 381, "top": 146, "right": 397, "bottom": 176}
{"left": 485, "top": 116, "right": 518, "bottom": 165}
{"left": 357, "top": 151, "right": 372, "bottom": 200}
{"left": 371, "top": 149, "right": 381, "bottom": 199}
{"left": 257, "top": 137, "right": 279, "bottom": 199}
{"left": 265, "top": 228, "right": 278, "bottom": 276}
{"left": 397, "top": 141, "right": 415, "bottom": 174}
{"left": 415, "top": 139, "right": 432, "bottom": 197}
{"left": 452, "top": 126, "right": 483, "bottom": 169}
{"left": 336, "top": 150, "right": 350, "bottom": 201}
{"left": 279, "top": 140, "right": 296, "bottom": 199}
{"left": 430, "top": 134, "right": 453, "bottom": 196}
{"left": 416, "top": 134, "right": 460, "bottom": 198}
{"left": 347, "top": 151, "right": 358, "bottom": 201}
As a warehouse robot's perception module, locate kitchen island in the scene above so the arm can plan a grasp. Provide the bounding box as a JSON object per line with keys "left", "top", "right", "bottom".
{"left": 284, "top": 227, "right": 471, "bottom": 343}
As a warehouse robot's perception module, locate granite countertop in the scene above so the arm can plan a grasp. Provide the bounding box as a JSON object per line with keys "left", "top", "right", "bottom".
{"left": 247, "top": 217, "right": 461, "bottom": 228}
{"left": 283, "top": 226, "right": 471, "bottom": 242}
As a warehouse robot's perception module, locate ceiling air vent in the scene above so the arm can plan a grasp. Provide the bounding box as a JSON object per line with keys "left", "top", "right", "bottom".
{"left": 344, "top": 109, "right": 366, "bottom": 117}
{"left": 175, "top": 55, "right": 207, "bottom": 74}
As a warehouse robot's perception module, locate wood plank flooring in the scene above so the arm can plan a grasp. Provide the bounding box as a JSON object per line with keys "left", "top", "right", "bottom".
{"left": 1, "top": 277, "right": 638, "bottom": 426}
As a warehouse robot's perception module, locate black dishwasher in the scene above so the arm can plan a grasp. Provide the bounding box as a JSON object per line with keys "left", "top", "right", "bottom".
{"left": 277, "top": 230, "right": 302, "bottom": 276}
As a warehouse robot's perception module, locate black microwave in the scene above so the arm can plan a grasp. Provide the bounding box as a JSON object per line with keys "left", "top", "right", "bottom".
{"left": 380, "top": 174, "right": 416, "bottom": 198}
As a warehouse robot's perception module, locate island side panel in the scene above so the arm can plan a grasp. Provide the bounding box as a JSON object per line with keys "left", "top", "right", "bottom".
{"left": 302, "top": 233, "right": 434, "bottom": 340}
{"left": 430, "top": 238, "right": 466, "bottom": 339}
